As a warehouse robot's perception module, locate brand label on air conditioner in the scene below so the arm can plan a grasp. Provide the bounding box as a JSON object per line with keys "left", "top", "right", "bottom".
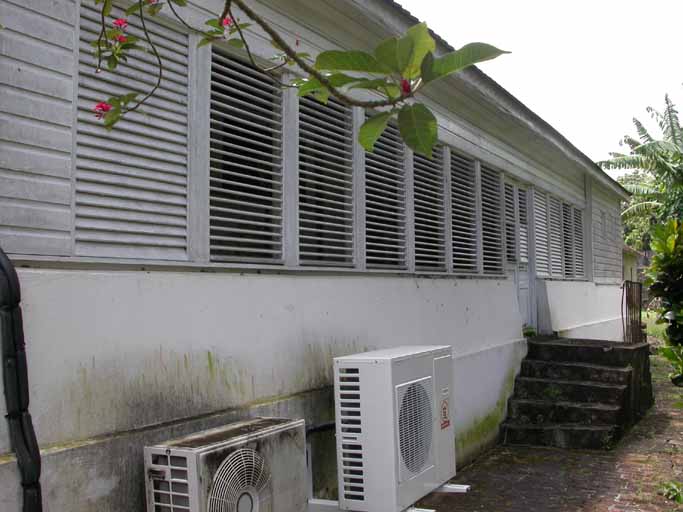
{"left": 440, "top": 398, "right": 450, "bottom": 429}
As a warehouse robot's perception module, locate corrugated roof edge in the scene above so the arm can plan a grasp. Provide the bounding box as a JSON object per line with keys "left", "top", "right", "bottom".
{"left": 382, "top": 0, "right": 630, "bottom": 200}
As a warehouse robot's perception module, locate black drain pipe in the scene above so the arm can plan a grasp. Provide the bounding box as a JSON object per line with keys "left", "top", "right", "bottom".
{"left": 0, "top": 247, "right": 42, "bottom": 511}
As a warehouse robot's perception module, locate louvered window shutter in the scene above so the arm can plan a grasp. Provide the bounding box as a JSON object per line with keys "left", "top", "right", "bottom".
{"left": 76, "top": 5, "right": 189, "bottom": 259}
{"left": 533, "top": 191, "right": 550, "bottom": 277}
{"left": 480, "top": 165, "right": 504, "bottom": 275}
{"left": 450, "top": 150, "right": 477, "bottom": 274}
{"left": 562, "top": 203, "right": 574, "bottom": 278}
{"left": 573, "top": 208, "right": 585, "bottom": 278}
{"left": 504, "top": 182, "right": 516, "bottom": 263}
{"left": 518, "top": 188, "right": 529, "bottom": 263}
{"left": 298, "top": 97, "right": 353, "bottom": 266}
{"left": 208, "top": 51, "right": 283, "bottom": 263}
{"left": 365, "top": 122, "right": 406, "bottom": 269}
{"left": 548, "top": 196, "right": 563, "bottom": 277}
{"left": 413, "top": 145, "right": 445, "bottom": 271}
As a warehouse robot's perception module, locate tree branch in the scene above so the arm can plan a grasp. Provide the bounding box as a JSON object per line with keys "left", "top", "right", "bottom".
{"left": 229, "top": 0, "right": 413, "bottom": 109}
{"left": 126, "top": 1, "right": 163, "bottom": 113}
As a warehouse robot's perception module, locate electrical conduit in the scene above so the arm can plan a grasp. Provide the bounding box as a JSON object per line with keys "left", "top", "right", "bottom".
{"left": 0, "top": 247, "right": 42, "bottom": 511}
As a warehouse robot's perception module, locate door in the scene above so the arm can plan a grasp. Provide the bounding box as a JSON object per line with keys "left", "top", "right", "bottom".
{"left": 505, "top": 181, "right": 533, "bottom": 326}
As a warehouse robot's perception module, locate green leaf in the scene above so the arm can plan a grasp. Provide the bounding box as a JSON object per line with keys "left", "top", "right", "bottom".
{"left": 147, "top": 3, "right": 163, "bottom": 15}
{"left": 197, "top": 36, "right": 216, "bottom": 48}
{"left": 374, "top": 23, "right": 434, "bottom": 79}
{"left": 170, "top": 0, "right": 187, "bottom": 5}
{"left": 422, "top": 43, "right": 509, "bottom": 83}
{"left": 359, "top": 111, "right": 395, "bottom": 152}
{"left": 397, "top": 103, "right": 437, "bottom": 157}
{"left": 402, "top": 22, "right": 435, "bottom": 79}
{"left": 350, "top": 79, "right": 401, "bottom": 99}
{"left": 374, "top": 36, "right": 412, "bottom": 76}
{"left": 667, "top": 234, "right": 677, "bottom": 252}
{"left": 206, "top": 19, "right": 222, "bottom": 29}
{"left": 106, "top": 54, "right": 118, "bottom": 71}
{"left": 315, "top": 50, "right": 388, "bottom": 73}
{"left": 125, "top": 2, "right": 142, "bottom": 15}
{"left": 103, "top": 109, "right": 121, "bottom": 130}
{"left": 297, "top": 73, "right": 359, "bottom": 97}
{"left": 103, "top": 0, "right": 113, "bottom": 17}
{"left": 227, "top": 38, "right": 245, "bottom": 48}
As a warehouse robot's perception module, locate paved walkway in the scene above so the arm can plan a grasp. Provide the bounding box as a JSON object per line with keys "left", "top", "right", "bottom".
{"left": 420, "top": 355, "right": 683, "bottom": 511}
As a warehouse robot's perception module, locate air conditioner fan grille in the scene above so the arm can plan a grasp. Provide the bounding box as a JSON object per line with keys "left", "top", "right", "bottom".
{"left": 208, "top": 448, "right": 272, "bottom": 512}
{"left": 398, "top": 379, "right": 433, "bottom": 475}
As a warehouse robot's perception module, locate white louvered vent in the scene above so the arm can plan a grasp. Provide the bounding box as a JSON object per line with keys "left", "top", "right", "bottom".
{"left": 480, "top": 165, "right": 504, "bottom": 275}
{"left": 365, "top": 121, "right": 406, "bottom": 269}
{"left": 504, "top": 182, "right": 516, "bottom": 263}
{"left": 298, "top": 97, "right": 353, "bottom": 266}
{"left": 76, "top": 5, "right": 189, "bottom": 260}
{"left": 518, "top": 188, "right": 529, "bottom": 264}
{"left": 562, "top": 203, "right": 574, "bottom": 278}
{"left": 209, "top": 51, "right": 283, "bottom": 263}
{"left": 534, "top": 191, "right": 550, "bottom": 277}
{"left": 337, "top": 368, "right": 365, "bottom": 502}
{"left": 413, "top": 146, "right": 445, "bottom": 271}
{"left": 450, "top": 150, "right": 478, "bottom": 274}
{"left": 150, "top": 453, "right": 191, "bottom": 511}
{"left": 397, "top": 377, "right": 433, "bottom": 482}
{"left": 573, "top": 208, "right": 585, "bottom": 278}
{"left": 548, "top": 196, "right": 563, "bottom": 277}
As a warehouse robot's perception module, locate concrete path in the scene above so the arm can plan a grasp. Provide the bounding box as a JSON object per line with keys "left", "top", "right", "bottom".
{"left": 419, "top": 355, "right": 683, "bottom": 511}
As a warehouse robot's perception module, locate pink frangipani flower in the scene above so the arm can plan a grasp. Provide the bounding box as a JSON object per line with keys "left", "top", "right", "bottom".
{"left": 94, "top": 102, "right": 112, "bottom": 119}
{"left": 112, "top": 18, "right": 128, "bottom": 29}
{"left": 400, "top": 79, "right": 411, "bottom": 96}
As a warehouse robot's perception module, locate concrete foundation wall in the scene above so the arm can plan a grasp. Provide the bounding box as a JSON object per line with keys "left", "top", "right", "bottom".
{"left": 539, "top": 280, "right": 623, "bottom": 341}
{"left": 0, "top": 268, "right": 527, "bottom": 511}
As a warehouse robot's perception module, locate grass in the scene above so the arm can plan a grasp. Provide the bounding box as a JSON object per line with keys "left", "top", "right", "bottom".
{"left": 644, "top": 310, "right": 667, "bottom": 341}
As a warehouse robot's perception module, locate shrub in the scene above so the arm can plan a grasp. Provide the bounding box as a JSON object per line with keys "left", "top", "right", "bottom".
{"left": 645, "top": 220, "right": 683, "bottom": 383}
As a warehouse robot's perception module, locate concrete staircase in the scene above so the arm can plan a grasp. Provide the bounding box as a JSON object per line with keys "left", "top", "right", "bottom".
{"left": 502, "top": 338, "right": 653, "bottom": 450}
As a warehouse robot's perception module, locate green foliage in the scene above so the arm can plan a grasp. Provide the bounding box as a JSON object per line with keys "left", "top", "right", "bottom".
{"left": 659, "top": 481, "right": 683, "bottom": 503}
{"left": 617, "top": 170, "right": 658, "bottom": 250}
{"left": 646, "top": 220, "right": 683, "bottom": 383}
{"left": 359, "top": 111, "right": 395, "bottom": 152}
{"left": 90, "top": 0, "right": 508, "bottom": 155}
{"left": 397, "top": 104, "right": 437, "bottom": 158}
{"left": 644, "top": 309, "right": 667, "bottom": 340}
{"left": 421, "top": 43, "right": 509, "bottom": 84}
{"left": 522, "top": 325, "right": 537, "bottom": 338}
{"left": 602, "top": 94, "right": 683, "bottom": 254}
{"left": 303, "top": 27, "right": 506, "bottom": 156}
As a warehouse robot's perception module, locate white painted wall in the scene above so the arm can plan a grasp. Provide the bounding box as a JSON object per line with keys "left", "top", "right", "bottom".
{"left": 0, "top": 268, "right": 525, "bottom": 454}
{"left": 544, "top": 280, "right": 623, "bottom": 340}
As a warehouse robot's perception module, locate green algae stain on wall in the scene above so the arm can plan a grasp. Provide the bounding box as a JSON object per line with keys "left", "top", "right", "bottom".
{"left": 455, "top": 368, "right": 516, "bottom": 465}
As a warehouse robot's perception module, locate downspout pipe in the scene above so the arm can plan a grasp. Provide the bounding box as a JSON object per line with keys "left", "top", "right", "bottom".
{"left": 0, "top": 247, "right": 42, "bottom": 511}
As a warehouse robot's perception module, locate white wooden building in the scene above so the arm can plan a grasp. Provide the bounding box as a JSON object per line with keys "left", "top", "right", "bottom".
{"left": 0, "top": 0, "right": 627, "bottom": 509}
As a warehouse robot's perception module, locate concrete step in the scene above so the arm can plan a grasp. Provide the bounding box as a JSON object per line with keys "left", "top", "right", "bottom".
{"left": 513, "top": 377, "right": 627, "bottom": 405}
{"left": 520, "top": 359, "right": 632, "bottom": 385}
{"left": 503, "top": 423, "right": 622, "bottom": 450}
{"left": 527, "top": 339, "right": 647, "bottom": 367}
{"left": 508, "top": 398, "right": 622, "bottom": 426}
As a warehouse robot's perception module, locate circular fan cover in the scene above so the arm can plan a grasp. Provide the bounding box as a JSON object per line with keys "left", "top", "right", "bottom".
{"left": 398, "top": 381, "right": 433, "bottom": 474}
{"left": 208, "top": 448, "right": 272, "bottom": 512}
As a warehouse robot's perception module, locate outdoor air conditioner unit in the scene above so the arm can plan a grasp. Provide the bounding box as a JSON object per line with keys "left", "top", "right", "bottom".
{"left": 144, "top": 417, "right": 307, "bottom": 512}
{"left": 334, "top": 346, "right": 455, "bottom": 512}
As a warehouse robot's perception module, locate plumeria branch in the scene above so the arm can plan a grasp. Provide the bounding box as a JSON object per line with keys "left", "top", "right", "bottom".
{"left": 90, "top": 0, "right": 508, "bottom": 155}
{"left": 229, "top": 0, "right": 416, "bottom": 109}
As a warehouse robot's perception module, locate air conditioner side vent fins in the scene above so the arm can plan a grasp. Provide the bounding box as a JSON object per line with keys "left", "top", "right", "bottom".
{"left": 337, "top": 367, "right": 365, "bottom": 502}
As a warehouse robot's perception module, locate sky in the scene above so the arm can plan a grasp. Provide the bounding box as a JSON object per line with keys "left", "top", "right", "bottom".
{"left": 398, "top": 0, "right": 683, "bottom": 179}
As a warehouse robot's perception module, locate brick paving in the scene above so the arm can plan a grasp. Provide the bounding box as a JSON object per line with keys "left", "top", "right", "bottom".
{"left": 420, "top": 355, "right": 683, "bottom": 511}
